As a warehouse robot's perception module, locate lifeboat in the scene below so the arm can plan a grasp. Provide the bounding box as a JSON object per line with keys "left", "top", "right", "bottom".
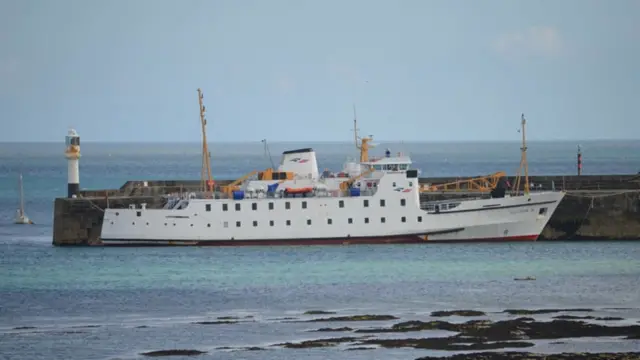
{"left": 284, "top": 187, "right": 314, "bottom": 194}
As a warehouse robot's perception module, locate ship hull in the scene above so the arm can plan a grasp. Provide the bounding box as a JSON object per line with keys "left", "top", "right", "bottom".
{"left": 99, "top": 234, "right": 538, "bottom": 246}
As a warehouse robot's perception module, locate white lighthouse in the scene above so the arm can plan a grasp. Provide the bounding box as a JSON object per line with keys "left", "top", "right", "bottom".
{"left": 64, "top": 129, "right": 81, "bottom": 198}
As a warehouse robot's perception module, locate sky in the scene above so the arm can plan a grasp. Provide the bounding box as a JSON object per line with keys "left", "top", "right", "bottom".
{"left": 0, "top": 0, "right": 638, "bottom": 143}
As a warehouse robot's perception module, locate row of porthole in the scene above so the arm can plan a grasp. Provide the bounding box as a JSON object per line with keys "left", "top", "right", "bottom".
{"left": 117, "top": 216, "right": 425, "bottom": 228}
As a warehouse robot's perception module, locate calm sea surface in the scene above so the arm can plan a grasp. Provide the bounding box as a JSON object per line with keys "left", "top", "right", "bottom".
{"left": 1, "top": 141, "right": 640, "bottom": 359}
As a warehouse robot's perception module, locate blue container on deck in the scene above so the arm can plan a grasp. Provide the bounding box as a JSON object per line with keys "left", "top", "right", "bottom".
{"left": 232, "top": 190, "right": 245, "bottom": 200}
{"left": 267, "top": 183, "right": 279, "bottom": 193}
{"left": 350, "top": 188, "right": 361, "bottom": 197}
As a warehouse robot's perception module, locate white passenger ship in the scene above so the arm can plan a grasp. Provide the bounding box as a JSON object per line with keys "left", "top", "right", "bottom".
{"left": 99, "top": 138, "right": 565, "bottom": 246}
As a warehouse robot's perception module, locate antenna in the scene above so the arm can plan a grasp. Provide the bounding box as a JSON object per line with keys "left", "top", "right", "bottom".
{"left": 352, "top": 103, "right": 360, "bottom": 150}
{"left": 198, "top": 88, "right": 214, "bottom": 194}
{"left": 262, "top": 139, "right": 276, "bottom": 169}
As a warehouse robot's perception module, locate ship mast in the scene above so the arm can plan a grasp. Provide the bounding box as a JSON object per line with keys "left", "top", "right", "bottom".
{"left": 198, "top": 88, "right": 214, "bottom": 194}
{"left": 513, "top": 113, "right": 530, "bottom": 196}
{"left": 352, "top": 104, "right": 372, "bottom": 163}
{"left": 19, "top": 173, "right": 24, "bottom": 216}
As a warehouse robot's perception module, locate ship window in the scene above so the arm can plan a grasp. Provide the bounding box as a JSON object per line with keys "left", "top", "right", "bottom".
{"left": 190, "top": 224, "right": 193, "bottom": 227}
{"left": 339, "top": 200, "right": 344, "bottom": 208}
{"left": 253, "top": 220, "right": 258, "bottom": 227}
{"left": 327, "top": 218, "right": 332, "bottom": 225}
{"left": 285, "top": 202, "right": 291, "bottom": 210}
{"left": 205, "top": 204, "right": 211, "bottom": 212}
{"left": 364, "top": 200, "right": 369, "bottom": 207}
{"left": 252, "top": 203, "right": 257, "bottom": 211}
{"left": 132, "top": 222, "right": 135, "bottom": 225}
{"left": 401, "top": 216, "right": 406, "bottom": 223}
{"left": 364, "top": 217, "right": 369, "bottom": 224}
{"left": 222, "top": 204, "right": 228, "bottom": 211}
{"left": 348, "top": 218, "right": 353, "bottom": 224}
{"left": 393, "top": 182, "right": 396, "bottom": 187}
{"left": 269, "top": 202, "right": 274, "bottom": 210}
{"left": 307, "top": 219, "right": 312, "bottom": 225}
{"left": 409, "top": 181, "right": 413, "bottom": 187}
{"left": 115, "top": 212, "right": 119, "bottom": 216}
{"left": 207, "top": 223, "right": 211, "bottom": 227}
{"left": 380, "top": 199, "right": 386, "bottom": 207}
{"left": 173, "top": 223, "right": 176, "bottom": 226}
{"left": 270, "top": 220, "right": 274, "bottom": 226}
{"left": 223, "top": 221, "right": 228, "bottom": 228}
{"left": 136, "top": 211, "right": 141, "bottom": 217}
{"left": 235, "top": 203, "right": 241, "bottom": 211}
{"left": 539, "top": 207, "right": 548, "bottom": 216}
{"left": 236, "top": 221, "right": 241, "bottom": 227}
{"left": 286, "top": 220, "right": 291, "bottom": 226}
{"left": 417, "top": 216, "right": 422, "bottom": 222}
{"left": 381, "top": 217, "right": 386, "bottom": 223}
{"left": 401, "top": 199, "right": 406, "bottom": 206}
{"left": 164, "top": 223, "right": 167, "bottom": 226}
{"left": 146, "top": 222, "right": 149, "bottom": 226}
{"left": 302, "top": 201, "right": 307, "bottom": 209}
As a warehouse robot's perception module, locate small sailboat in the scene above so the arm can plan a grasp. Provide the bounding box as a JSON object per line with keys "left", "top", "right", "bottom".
{"left": 15, "top": 173, "right": 34, "bottom": 225}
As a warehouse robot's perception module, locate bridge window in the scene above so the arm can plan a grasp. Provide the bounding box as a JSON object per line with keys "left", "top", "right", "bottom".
{"left": 206, "top": 204, "right": 211, "bottom": 212}
{"left": 136, "top": 211, "right": 141, "bottom": 217}
{"left": 285, "top": 202, "right": 291, "bottom": 210}
{"left": 252, "top": 203, "right": 257, "bottom": 211}
{"left": 364, "top": 200, "right": 369, "bottom": 207}
{"left": 339, "top": 200, "right": 344, "bottom": 208}
{"left": 401, "top": 199, "right": 406, "bottom": 206}
{"left": 236, "top": 221, "right": 241, "bottom": 227}
{"left": 222, "top": 204, "right": 228, "bottom": 211}
{"left": 235, "top": 203, "right": 241, "bottom": 211}
{"left": 380, "top": 199, "right": 386, "bottom": 207}
{"left": 269, "top": 202, "right": 274, "bottom": 210}
{"left": 302, "top": 201, "right": 307, "bottom": 209}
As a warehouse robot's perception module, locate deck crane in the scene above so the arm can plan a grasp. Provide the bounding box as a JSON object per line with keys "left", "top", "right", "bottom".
{"left": 197, "top": 88, "right": 214, "bottom": 195}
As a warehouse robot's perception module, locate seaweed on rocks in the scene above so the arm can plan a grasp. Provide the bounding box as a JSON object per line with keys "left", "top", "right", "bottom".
{"left": 304, "top": 310, "right": 337, "bottom": 315}
{"left": 431, "top": 310, "right": 486, "bottom": 317}
{"left": 553, "top": 315, "right": 624, "bottom": 321}
{"left": 274, "top": 336, "right": 368, "bottom": 348}
{"left": 416, "top": 352, "right": 640, "bottom": 360}
{"left": 503, "top": 308, "right": 593, "bottom": 315}
{"left": 311, "top": 327, "right": 354, "bottom": 332}
{"left": 306, "top": 314, "right": 398, "bottom": 322}
{"left": 140, "top": 349, "right": 207, "bottom": 357}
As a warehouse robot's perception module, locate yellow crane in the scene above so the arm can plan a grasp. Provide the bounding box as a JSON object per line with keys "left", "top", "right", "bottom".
{"left": 198, "top": 88, "right": 214, "bottom": 194}
{"left": 420, "top": 171, "right": 507, "bottom": 192}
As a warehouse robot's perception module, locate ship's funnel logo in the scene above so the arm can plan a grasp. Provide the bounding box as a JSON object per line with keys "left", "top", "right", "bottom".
{"left": 290, "top": 157, "right": 309, "bottom": 163}
{"left": 394, "top": 187, "right": 412, "bottom": 193}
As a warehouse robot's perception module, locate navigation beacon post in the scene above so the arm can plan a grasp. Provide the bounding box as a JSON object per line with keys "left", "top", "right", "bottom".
{"left": 64, "top": 129, "right": 81, "bottom": 198}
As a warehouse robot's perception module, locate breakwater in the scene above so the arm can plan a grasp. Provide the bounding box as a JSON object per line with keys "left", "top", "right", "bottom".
{"left": 52, "top": 174, "right": 640, "bottom": 246}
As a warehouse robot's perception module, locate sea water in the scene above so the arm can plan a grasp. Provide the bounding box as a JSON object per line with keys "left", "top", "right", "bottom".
{"left": 1, "top": 140, "right": 640, "bottom": 359}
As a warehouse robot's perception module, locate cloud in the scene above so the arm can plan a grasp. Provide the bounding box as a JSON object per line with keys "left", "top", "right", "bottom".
{"left": 492, "top": 26, "right": 563, "bottom": 58}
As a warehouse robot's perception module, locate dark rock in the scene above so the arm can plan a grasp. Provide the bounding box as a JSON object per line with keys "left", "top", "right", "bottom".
{"left": 243, "top": 347, "right": 265, "bottom": 351}
{"left": 274, "top": 336, "right": 366, "bottom": 348}
{"left": 12, "top": 326, "right": 37, "bottom": 330}
{"left": 136, "top": 325, "right": 150, "bottom": 329}
{"left": 192, "top": 320, "right": 237, "bottom": 325}
{"left": 140, "top": 349, "right": 207, "bottom": 357}
{"left": 431, "top": 310, "right": 486, "bottom": 317}
{"left": 416, "top": 352, "right": 640, "bottom": 360}
{"left": 503, "top": 308, "right": 593, "bottom": 315}
{"left": 70, "top": 325, "right": 100, "bottom": 328}
{"left": 304, "top": 310, "right": 337, "bottom": 315}
{"left": 596, "top": 317, "right": 624, "bottom": 321}
{"left": 360, "top": 338, "right": 534, "bottom": 351}
{"left": 307, "top": 315, "right": 398, "bottom": 322}
{"left": 552, "top": 315, "right": 624, "bottom": 321}
{"left": 216, "top": 316, "right": 240, "bottom": 320}
{"left": 312, "top": 327, "right": 354, "bottom": 332}
{"left": 346, "top": 347, "right": 376, "bottom": 351}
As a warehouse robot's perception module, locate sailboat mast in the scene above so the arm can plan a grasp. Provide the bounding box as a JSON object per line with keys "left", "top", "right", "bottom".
{"left": 19, "top": 173, "right": 24, "bottom": 216}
